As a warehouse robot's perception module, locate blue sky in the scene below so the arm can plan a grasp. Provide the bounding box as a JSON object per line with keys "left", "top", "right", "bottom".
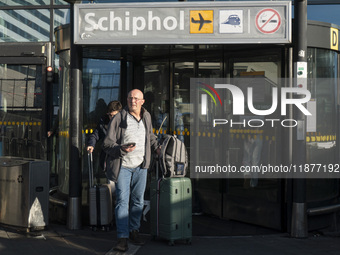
{"left": 307, "top": 5, "right": 340, "bottom": 25}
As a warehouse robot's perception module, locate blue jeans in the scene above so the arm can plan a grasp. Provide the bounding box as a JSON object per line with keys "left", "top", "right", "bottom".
{"left": 115, "top": 166, "right": 147, "bottom": 238}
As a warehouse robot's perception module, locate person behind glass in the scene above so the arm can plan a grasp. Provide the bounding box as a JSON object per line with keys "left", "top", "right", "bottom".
{"left": 87, "top": 100, "right": 122, "bottom": 172}
{"left": 47, "top": 109, "right": 59, "bottom": 138}
{"left": 103, "top": 89, "right": 160, "bottom": 252}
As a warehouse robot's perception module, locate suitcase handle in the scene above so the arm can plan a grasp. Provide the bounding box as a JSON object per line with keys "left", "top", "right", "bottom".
{"left": 88, "top": 152, "right": 94, "bottom": 188}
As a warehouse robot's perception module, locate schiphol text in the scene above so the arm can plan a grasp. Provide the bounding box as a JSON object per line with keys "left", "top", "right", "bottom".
{"left": 84, "top": 11, "right": 185, "bottom": 36}
{"left": 213, "top": 118, "right": 298, "bottom": 128}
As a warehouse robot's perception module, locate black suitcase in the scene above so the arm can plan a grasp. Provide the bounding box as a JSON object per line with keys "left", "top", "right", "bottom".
{"left": 88, "top": 152, "right": 113, "bottom": 231}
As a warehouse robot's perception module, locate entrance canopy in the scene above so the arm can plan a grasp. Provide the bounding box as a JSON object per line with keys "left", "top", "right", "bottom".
{"left": 74, "top": 1, "right": 291, "bottom": 45}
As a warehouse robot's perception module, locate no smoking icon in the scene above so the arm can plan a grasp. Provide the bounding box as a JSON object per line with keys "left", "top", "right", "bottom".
{"left": 256, "top": 8, "right": 281, "bottom": 34}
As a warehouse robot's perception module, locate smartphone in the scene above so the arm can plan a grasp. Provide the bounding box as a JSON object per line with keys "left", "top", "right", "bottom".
{"left": 121, "top": 142, "right": 136, "bottom": 147}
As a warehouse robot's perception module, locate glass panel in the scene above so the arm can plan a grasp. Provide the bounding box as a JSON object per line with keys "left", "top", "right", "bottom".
{"left": 53, "top": 9, "right": 70, "bottom": 30}
{"left": 306, "top": 48, "right": 339, "bottom": 203}
{"left": 217, "top": 52, "right": 283, "bottom": 229}
{"left": 230, "top": 54, "right": 281, "bottom": 188}
{"left": 57, "top": 50, "right": 70, "bottom": 195}
{"left": 52, "top": 55, "right": 60, "bottom": 107}
{"left": 49, "top": 53, "right": 60, "bottom": 179}
{"left": 307, "top": 48, "right": 337, "bottom": 165}
{"left": 198, "top": 62, "right": 221, "bottom": 78}
{"left": 83, "top": 59, "right": 120, "bottom": 125}
{"left": 0, "top": 0, "right": 50, "bottom": 6}
{"left": 83, "top": 58, "right": 121, "bottom": 181}
{"left": 0, "top": 9, "right": 50, "bottom": 42}
{"left": 54, "top": 0, "right": 69, "bottom": 5}
{"left": 0, "top": 64, "right": 45, "bottom": 159}
{"left": 308, "top": 48, "right": 337, "bottom": 131}
{"left": 79, "top": 0, "right": 277, "bottom": 3}
{"left": 173, "top": 63, "right": 193, "bottom": 145}
{"left": 143, "top": 63, "right": 170, "bottom": 138}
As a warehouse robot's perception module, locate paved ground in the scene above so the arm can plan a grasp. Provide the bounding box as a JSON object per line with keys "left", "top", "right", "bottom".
{"left": 0, "top": 217, "right": 340, "bottom": 255}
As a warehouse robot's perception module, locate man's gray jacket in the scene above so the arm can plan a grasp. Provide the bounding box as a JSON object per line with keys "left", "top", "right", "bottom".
{"left": 102, "top": 106, "right": 158, "bottom": 182}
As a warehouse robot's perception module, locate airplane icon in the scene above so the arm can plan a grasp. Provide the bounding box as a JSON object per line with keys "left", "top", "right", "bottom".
{"left": 191, "top": 13, "right": 212, "bottom": 31}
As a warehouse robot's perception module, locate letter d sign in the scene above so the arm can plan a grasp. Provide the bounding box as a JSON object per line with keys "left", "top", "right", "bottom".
{"left": 331, "top": 27, "right": 338, "bottom": 51}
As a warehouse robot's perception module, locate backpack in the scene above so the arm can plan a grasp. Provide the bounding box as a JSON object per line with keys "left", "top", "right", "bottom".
{"left": 159, "top": 135, "right": 188, "bottom": 177}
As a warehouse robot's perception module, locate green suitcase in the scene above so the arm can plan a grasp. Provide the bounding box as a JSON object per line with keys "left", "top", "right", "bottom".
{"left": 150, "top": 177, "right": 192, "bottom": 245}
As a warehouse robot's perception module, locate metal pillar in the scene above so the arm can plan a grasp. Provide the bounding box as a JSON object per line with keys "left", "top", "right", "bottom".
{"left": 67, "top": 3, "right": 83, "bottom": 230}
{"left": 291, "top": 0, "right": 308, "bottom": 238}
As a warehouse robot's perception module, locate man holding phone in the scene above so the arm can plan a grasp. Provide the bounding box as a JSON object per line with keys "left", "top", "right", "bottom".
{"left": 103, "top": 89, "right": 160, "bottom": 252}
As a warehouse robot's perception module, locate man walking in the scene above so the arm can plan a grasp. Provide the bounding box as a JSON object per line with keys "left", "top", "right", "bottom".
{"left": 103, "top": 89, "right": 160, "bottom": 252}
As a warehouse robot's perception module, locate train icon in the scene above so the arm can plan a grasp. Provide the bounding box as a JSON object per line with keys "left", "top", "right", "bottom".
{"left": 222, "top": 14, "right": 241, "bottom": 26}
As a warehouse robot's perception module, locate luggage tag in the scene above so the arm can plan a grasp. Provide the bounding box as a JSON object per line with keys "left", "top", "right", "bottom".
{"left": 176, "top": 163, "right": 185, "bottom": 175}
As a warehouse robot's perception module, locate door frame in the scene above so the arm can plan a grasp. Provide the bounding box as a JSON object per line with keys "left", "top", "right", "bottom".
{"left": 0, "top": 56, "right": 50, "bottom": 159}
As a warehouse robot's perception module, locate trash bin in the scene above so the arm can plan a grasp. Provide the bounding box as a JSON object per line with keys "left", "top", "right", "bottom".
{"left": 0, "top": 157, "right": 49, "bottom": 231}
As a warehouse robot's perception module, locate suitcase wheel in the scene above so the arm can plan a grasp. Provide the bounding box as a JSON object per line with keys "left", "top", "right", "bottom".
{"left": 186, "top": 239, "right": 192, "bottom": 245}
{"left": 168, "top": 241, "right": 174, "bottom": 246}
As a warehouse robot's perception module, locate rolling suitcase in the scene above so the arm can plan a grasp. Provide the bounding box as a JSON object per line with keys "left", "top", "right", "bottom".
{"left": 150, "top": 176, "right": 192, "bottom": 245}
{"left": 88, "top": 152, "right": 113, "bottom": 231}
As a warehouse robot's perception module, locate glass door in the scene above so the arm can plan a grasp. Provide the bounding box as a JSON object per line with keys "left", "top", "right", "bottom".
{"left": 143, "top": 62, "right": 170, "bottom": 137}
{"left": 172, "top": 62, "right": 194, "bottom": 145}
{"left": 139, "top": 45, "right": 286, "bottom": 230}
{"left": 224, "top": 52, "right": 284, "bottom": 230}
{"left": 82, "top": 58, "right": 122, "bottom": 185}
{"left": 194, "top": 56, "right": 226, "bottom": 217}
{"left": 0, "top": 61, "right": 46, "bottom": 159}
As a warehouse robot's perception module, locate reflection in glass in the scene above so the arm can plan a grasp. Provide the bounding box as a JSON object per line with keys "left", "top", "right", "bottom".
{"left": 306, "top": 48, "right": 339, "bottom": 203}
{"left": 53, "top": 9, "right": 70, "bottom": 36}
{"left": 143, "top": 63, "right": 170, "bottom": 137}
{"left": 0, "top": 0, "right": 49, "bottom": 6}
{"left": 58, "top": 50, "right": 70, "bottom": 195}
{"left": 83, "top": 59, "right": 120, "bottom": 129}
{"left": 54, "top": 0, "right": 69, "bottom": 5}
{"left": 231, "top": 55, "right": 281, "bottom": 180}
{"left": 307, "top": 48, "right": 337, "bottom": 164}
{"left": 83, "top": 58, "right": 121, "bottom": 184}
{"left": 173, "top": 63, "right": 193, "bottom": 145}
{"left": 0, "top": 64, "right": 44, "bottom": 159}
{"left": 0, "top": 9, "right": 50, "bottom": 42}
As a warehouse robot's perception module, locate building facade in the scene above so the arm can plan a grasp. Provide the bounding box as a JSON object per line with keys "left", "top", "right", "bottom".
{"left": 1, "top": 0, "right": 340, "bottom": 234}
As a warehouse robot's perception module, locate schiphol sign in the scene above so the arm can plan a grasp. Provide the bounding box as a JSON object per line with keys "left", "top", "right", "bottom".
{"left": 74, "top": 1, "right": 291, "bottom": 45}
